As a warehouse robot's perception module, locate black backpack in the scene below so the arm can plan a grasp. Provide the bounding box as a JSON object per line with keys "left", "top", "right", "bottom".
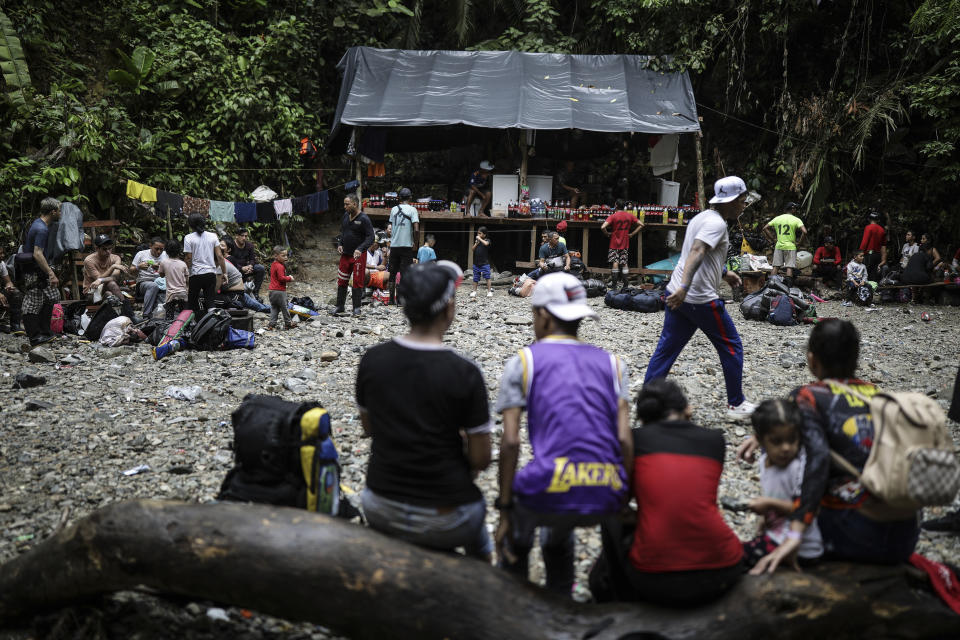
{"left": 218, "top": 394, "right": 355, "bottom": 518}
{"left": 62, "top": 301, "right": 88, "bottom": 335}
{"left": 582, "top": 279, "right": 607, "bottom": 298}
{"left": 188, "top": 308, "right": 232, "bottom": 350}
{"left": 83, "top": 303, "right": 118, "bottom": 341}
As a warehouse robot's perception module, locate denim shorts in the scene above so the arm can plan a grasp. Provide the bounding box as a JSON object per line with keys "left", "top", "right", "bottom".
{"left": 473, "top": 263, "right": 491, "bottom": 282}
{"left": 361, "top": 489, "right": 492, "bottom": 558}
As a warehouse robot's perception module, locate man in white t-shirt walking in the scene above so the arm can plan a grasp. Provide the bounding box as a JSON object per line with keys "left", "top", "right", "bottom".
{"left": 644, "top": 176, "right": 757, "bottom": 420}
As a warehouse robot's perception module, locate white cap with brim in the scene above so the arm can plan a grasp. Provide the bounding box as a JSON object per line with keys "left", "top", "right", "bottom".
{"left": 709, "top": 176, "right": 748, "bottom": 204}
{"left": 530, "top": 273, "right": 598, "bottom": 322}
{"left": 479, "top": 160, "right": 494, "bottom": 171}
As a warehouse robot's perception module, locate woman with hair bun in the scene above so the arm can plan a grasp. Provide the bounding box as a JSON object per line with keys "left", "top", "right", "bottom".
{"left": 620, "top": 378, "right": 743, "bottom": 605}
{"left": 355, "top": 261, "right": 494, "bottom": 560}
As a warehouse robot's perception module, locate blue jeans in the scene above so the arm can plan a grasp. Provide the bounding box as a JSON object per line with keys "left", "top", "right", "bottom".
{"left": 241, "top": 292, "right": 270, "bottom": 313}
{"left": 644, "top": 298, "right": 745, "bottom": 406}
{"left": 138, "top": 280, "right": 161, "bottom": 317}
{"left": 501, "top": 501, "right": 615, "bottom": 596}
{"left": 818, "top": 508, "right": 919, "bottom": 564}
{"left": 361, "top": 489, "right": 492, "bottom": 559}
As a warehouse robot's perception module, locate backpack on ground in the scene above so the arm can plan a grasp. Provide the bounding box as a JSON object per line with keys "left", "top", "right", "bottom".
{"left": 582, "top": 278, "right": 607, "bottom": 298}
{"left": 828, "top": 381, "right": 960, "bottom": 509}
{"left": 217, "top": 394, "right": 353, "bottom": 518}
{"left": 159, "top": 309, "right": 194, "bottom": 346}
{"left": 83, "top": 303, "right": 118, "bottom": 341}
{"left": 50, "top": 303, "right": 65, "bottom": 334}
{"left": 224, "top": 327, "right": 255, "bottom": 349}
{"left": 739, "top": 289, "right": 768, "bottom": 321}
{"left": 854, "top": 284, "right": 874, "bottom": 306}
{"left": 62, "top": 301, "right": 87, "bottom": 335}
{"left": 188, "top": 308, "right": 232, "bottom": 350}
{"left": 604, "top": 289, "right": 663, "bottom": 313}
{"left": 768, "top": 294, "right": 797, "bottom": 326}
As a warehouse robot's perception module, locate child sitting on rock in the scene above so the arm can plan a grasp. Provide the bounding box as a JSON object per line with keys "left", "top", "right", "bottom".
{"left": 158, "top": 240, "right": 189, "bottom": 321}
{"left": 742, "top": 399, "right": 823, "bottom": 570}
{"left": 842, "top": 250, "right": 868, "bottom": 307}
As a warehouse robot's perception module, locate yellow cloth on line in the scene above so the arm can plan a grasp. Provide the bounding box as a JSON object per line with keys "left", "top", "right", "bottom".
{"left": 139, "top": 185, "right": 157, "bottom": 202}
{"left": 126, "top": 180, "right": 144, "bottom": 199}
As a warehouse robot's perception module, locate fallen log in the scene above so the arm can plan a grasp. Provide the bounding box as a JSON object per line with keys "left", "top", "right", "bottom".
{"left": 0, "top": 500, "right": 957, "bottom": 639}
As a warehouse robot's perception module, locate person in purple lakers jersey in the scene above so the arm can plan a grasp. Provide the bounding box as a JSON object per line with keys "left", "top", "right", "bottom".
{"left": 495, "top": 272, "right": 633, "bottom": 596}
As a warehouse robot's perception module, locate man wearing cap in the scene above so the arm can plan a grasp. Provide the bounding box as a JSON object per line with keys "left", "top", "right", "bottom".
{"left": 763, "top": 203, "right": 807, "bottom": 286}
{"left": 83, "top": 235, "right": 129, "bottom": 304}
{"left": 17, "top": 197, "right": 62, "bottom": 347}
{"left": 466, "top": 161, "right": 494, "bottom": 216}
{"left": 601, "top": 205, "right": 644, "bottom": 290}
{"left": 388, "top": 187, "right": 420, "bottom": 305}
{"left": 495, "top": 272, "right": 632, "bottom": 596}
{"left": 859, "top": 211, "right": 888, "bottom": 281}
{"left": 335, "top": 193, "right": 375, "bottom": 317}
{"left": 812, "top": 236, "right": 842, "bottom": 288}
{"left": 644, "top": 176, "right": 756, "bottom": 421}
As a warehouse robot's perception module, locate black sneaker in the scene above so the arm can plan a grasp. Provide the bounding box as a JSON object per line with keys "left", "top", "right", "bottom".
{"left": 329, "top": 306, "right": 345, "bottom": 316}
{"left": 921, "top": 510, "right": 960, "bottom": 533}
{"left": 351, "top": 308, "right": 361, "bottom": 318}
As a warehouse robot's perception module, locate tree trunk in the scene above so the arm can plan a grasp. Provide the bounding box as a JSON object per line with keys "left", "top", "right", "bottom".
{"left": 1, "top": 500, "right": 957, "bottom": 640}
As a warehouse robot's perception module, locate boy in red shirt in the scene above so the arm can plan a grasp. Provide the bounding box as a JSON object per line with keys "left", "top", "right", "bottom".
{"left": 268, "top": 246, "right": 294, "bottom": 330}
{"left": 600, "top": 207, "right": 644, "bottom": 289}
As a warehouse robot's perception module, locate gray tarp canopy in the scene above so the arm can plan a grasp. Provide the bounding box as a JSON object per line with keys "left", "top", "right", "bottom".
{"left": 326, "top": 47, "right": 700, "bottom": 155}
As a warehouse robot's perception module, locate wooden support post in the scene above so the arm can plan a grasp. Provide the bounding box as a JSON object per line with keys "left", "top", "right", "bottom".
{"left": 582, "top": 226, "right": 590, "bottom": 269}
{"left": 695, "top": 131, "right": 706, "bottom": 211}
{"left": 166, "top": 208, "right": 173, "bottom": 244}
{"left": 355, "top": 159, "right": 363, "bottom": 205}
{"left": 519, "top": 131, "right": 529, "bottom": 186}
{"left": 69, "top": 252, "right": 79, "bottom": 299}
{"left": 636, "top": 230, "right": 643, "bottom": 271}
{"left": 467, "top": 223, "right": 475, "bottom": 271}
{"left": 528, "top": 227, "right": 536, "bottom": 264}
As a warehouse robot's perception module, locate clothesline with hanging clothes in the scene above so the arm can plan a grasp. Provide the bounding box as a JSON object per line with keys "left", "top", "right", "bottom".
{"left": 124, "top": 179, "right": 332, "bottom": 223}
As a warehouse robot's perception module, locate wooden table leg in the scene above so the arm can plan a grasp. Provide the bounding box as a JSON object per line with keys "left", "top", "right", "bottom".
{"left": 582, "top": 227, "right": 589, "bottom": 268}
{"left": 529, "top": 227, "right": 536, "bottom": 264}
{"left": 467, "top": 223, "right": 475, "bottom": 271}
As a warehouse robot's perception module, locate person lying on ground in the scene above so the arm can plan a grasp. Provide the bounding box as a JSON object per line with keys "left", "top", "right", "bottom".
{"left": 130, "top": 236, "right": 167, "bottom": 319}
{"left": 357, "top": 260, "right": 494, "bottom": 561}
{"left": 495, "top": 273, "right": 632, "bottom": 598}
{"left": 737, "top": 319, "right": 920, "bottom": 573}
{"left": 83, "top": 234, "right": 128, "bottom": 301}
{"left": 596, "top": 378, "right": 742, "bottom": 606}
{"left": 741, "top": 398, "right": 823, "bottom": 570}
{"left": 158, "top": 240, "right": 189, "bottom": 321}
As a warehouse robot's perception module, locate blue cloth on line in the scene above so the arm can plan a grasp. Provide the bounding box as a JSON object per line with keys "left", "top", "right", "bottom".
{"left": 307, "top": 191, "right": 329, "bottom": 213}
{"left": 234, "top": 202, "right": 256, "bottom": 223}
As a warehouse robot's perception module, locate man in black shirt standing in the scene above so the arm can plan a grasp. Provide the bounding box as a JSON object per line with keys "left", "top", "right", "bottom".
{"left": 356, "top": 260, "right": 493, "bottom": 559}
{"left": 229, "top": 228, "right": 266, "bottom": 300}
{"left": 334, "top": 193, "right": 374, "bottom": 317}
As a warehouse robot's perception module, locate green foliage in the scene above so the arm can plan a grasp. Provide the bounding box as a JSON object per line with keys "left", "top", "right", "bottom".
{"left": 0, "top": 9, "right": 32, "bottom": 106}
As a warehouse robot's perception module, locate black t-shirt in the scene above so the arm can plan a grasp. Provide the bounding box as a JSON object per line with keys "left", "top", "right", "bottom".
{"left": 903, "top": 251, "right": 933, "bottom": 284}
{"left": 473, "top": 238, "right": 490, "bottom": 266}
{"left": 340, "top": 211, "right": 375, "bottom": 255}
{"left": 356, "top": 338, "right": 491, "bottom": 507}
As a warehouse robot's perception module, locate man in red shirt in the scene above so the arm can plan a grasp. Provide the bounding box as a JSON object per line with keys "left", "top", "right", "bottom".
{"left": 858, "top": 211, "right": 887, "bottom": 280}
{"left": 812, "top": 236, "right": 842, "bottom": 287}
{"left": 601, "top": 208, "right": 643, "bottom": 290}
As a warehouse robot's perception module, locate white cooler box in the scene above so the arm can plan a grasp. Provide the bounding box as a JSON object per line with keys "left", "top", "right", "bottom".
{"left": 491, "top": 175, "right": 519, "bottom": 217}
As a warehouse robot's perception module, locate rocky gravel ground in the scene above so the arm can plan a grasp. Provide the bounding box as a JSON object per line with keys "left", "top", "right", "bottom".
{"left": 1, "top": 277, "right": 959, "bottom": 639}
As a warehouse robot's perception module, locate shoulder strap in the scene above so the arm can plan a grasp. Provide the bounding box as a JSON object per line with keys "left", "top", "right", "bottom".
{"left": 829, "top": 449, "right": 862, "bottom": 478}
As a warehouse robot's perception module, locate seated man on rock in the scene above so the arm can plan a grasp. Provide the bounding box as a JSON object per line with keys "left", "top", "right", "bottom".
{"left": 129, "top": 236, "right": 167, "bottom": 319}
{"left": 229, "top": 227, "right": 266, "bottom": 301}
{"left": 526, "top": 232, "right": 570, "bottom": 280}
{"left": 83, "top": 235, "right": 129, "bottom": 303}
{"left": 219, "top": 240, "right": 269, "bottom": 313}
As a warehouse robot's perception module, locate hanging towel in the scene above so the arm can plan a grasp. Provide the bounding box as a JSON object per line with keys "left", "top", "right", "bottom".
{"left": 307, "top": 190, "right": 329, "bottom": 213}
{"left": 273, "top": 198, "right": 293, "bottom": 218}
{"left": 234, "top": 202, "right": 256, "bottom": 223}
{"left": 183, "top": 196, "right": 210, "bottom": 216}
{"left": 256, "top": 202, "right": 275, "bottom": 223}
{"left": 49, "top": 202, "right": 84, "bottom": 262}
{"left": 209, "top": 200, "right": 236, "bottom": 222}
{"left": 155, "top": 191, "right": 184, "bottom": 217}
{"left": 292, "top": 195, "right": 311, "bottom": 214}
{"left": 140, "top": 185, "right": 158, "bottom": 202}
{"left": 126, "top": 180, "right": 145, "bottom": 199}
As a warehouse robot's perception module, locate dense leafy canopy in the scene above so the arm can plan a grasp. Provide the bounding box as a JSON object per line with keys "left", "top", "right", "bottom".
{"left": 0, "top": 0, "right": 958, "bottom": 252}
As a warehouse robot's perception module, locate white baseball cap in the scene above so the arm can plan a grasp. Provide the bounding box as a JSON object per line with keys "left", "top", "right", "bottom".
{"left": 479, "top": 160, "right": 494, "bottom": 171}
{"left": 709, "top": 176, "right": 748, "bottom": 204}
{"left": 531, "top": 273, "right": 598, "bottom": 322}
